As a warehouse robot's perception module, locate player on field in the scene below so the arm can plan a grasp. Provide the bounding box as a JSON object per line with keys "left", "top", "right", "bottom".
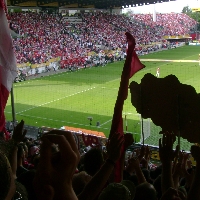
{"left": 156, "top": 67, "right": 160, "bottom": 77}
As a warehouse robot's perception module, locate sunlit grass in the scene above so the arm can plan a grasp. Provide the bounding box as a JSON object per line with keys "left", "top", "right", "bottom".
{"left": 5, "top": 45, "right": 200, "bottom": 150}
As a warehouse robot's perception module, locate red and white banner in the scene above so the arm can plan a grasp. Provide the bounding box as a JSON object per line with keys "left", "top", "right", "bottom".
{"left": 0, "top": 1, "right": 17, "bottom": 131}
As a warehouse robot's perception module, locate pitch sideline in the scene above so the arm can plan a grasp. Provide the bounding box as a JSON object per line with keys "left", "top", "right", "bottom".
{"left": 140, "top": 59, "right": 199, "bottom": 63}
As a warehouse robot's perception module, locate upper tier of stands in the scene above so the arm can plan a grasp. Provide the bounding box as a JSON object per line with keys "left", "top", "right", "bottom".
{"left": 133, "top": 13, "right": 196, "bottom": 36}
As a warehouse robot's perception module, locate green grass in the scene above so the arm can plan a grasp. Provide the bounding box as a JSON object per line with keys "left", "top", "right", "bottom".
{"left": 5, "top": 45, "right": 200, "bottom": 150}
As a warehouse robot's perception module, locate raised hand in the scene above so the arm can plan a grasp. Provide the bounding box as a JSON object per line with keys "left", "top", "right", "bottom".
{"left": 159, "top": 132, "right": 176, "bottom": 193}
{"left": 78, "top": 132, "right": 124, "bottom": 200}
{"left": 12, "top": 120, "right": 27, "bottom": 144}
{"left": 106, "top": 132, "right": 124, "bottom": 163}
{"left": 126, "top": 156, "right": 146, "bottom": 184}
{"left": 123, "top": 133, "right": 134, "bottom": 150}
{"left": 128, "top": 156, "right": 140, "bottom": 170}
{"left": 187, "top": 145, "right": 200, "bottom": 200}
{"left": 191, "top": 145, "right": 200, "bottom": 162}
{"left": 173, "top": 162, "right": 182, "bottom": 189}
{"left": 145, "top": 145, "right": 151, "bottom": 162}
{"left": 133, "top": 148, "right": 140, "bottom": 157}
{"left": 137, "top": 145, "right": 146, "bottom": 162}
{"left": 34, "top": 132, "right": 80, "bottom": 200}
{"left": 159, "top": 132, "right": 176, "bottom": 163}
{"left": 44, "top": 130, "right": 80, "bottom": 165}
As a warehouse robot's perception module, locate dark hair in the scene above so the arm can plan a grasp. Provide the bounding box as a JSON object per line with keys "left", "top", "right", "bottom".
{"left": 134, "top": 183, "right": 157, "bottom": 200}
{"left": 83, "top": 148, "right": 104, "bottom": 176}
{"left": 127, "top": 174, "right": 138, "bottom": 186}
{"left": 0, "top": 131, "right": 5, "bottom": 139}
{"left": 17, "top": 170, "right": 37, "bottom": 200}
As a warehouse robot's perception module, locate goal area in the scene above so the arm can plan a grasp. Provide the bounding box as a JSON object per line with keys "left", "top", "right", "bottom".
{"left": 125, "top": 114, "right": 191, "bottom": 151}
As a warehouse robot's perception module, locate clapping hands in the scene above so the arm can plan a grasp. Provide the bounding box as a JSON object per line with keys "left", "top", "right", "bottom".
{"left": 12, "top": 120, "right": 27, "bottom": 144}
{"left": 34, "top": 130, "right": 80, "bottom": 200}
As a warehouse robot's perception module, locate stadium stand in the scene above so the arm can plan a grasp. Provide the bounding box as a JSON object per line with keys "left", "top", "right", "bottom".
{"left": 133, "top": 13, "right": 196, "bottom": 36}
{"left": 10, "top": 11, "right": 195, "bottom": 71}
{"left": 1, "top": 5, "right": 199, "bottom": 199}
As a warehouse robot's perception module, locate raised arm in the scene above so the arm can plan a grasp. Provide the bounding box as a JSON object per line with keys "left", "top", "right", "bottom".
{"left": 11, "top": 120, "right": 27, "bottom": 145}
{"left": 159, "top": 132, "right": 176, "bottom": 194}
{"left": 126, "top": 156, "right": 146, "bottom": 184}
{"left": 187, "top": 145, "right": 200, "bottom": 200}
{"left": 78, "top": 132, "right": 124, "bottom": 200}
{"left": 45, "top": 130, "right": 80, "bottom": 165}
{"left": 172, "top": 151, "right": 184, "bottom": 190}
{"left": 34, "top": 132, "right": 80, "bottom": 200}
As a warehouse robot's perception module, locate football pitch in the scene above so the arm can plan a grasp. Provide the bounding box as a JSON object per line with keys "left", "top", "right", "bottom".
{"left": 5, "top": 45, "right": 200, "bottom": 151}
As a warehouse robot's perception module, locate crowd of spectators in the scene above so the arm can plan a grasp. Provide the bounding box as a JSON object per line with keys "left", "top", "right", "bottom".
{"left": 9, "top": 11, "right": 196, "bottom": 67}
{"left": 1, "top": 119, "right": 200, "bottom": 199}
{"left": 133, "top": 13, "right": 196, "bottom": 36}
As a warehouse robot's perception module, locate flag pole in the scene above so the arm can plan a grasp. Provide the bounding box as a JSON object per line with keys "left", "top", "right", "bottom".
{"left": 10, "top": 85, "right": 16, "bottom": 124}
{"left": 125, "top": 114, "right": 128, "bottom": 132}
{"left": 140, "top": 86, "right": 145, "bottom": 145}
{"left": 109, "top": 32, "right": 145, "bottom": 182}
{"left": 177, "top": 94, "right": 181, "bottom": 156}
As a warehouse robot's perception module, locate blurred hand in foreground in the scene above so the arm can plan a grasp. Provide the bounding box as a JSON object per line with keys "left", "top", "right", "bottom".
{"left": 34, "top": 131, "right": 80, "bottom": 200}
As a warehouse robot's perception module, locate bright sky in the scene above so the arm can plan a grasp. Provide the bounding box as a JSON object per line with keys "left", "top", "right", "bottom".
{"left": 123, "top": 0, "right": 200, "bottom": 14}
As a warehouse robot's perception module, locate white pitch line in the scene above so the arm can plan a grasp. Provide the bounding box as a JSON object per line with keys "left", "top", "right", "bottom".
{"left": 16, "top": 113, "right": 109, "bottom": 130}
{"left": 16, "top": 87, "right": 96, "bottom": 114}
{"left": 122, "top": 112, "right": 140, "bottom": 116}
{"left": 5, "top": 111, "right": 12, "bottom": 114}
{"left": 100, "top": 119, "right": 112, "bottom": 127}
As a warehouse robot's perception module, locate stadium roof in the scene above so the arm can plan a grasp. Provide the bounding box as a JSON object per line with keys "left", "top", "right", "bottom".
{"left": 8, "top": 0, "right": 176, "bottom": 9}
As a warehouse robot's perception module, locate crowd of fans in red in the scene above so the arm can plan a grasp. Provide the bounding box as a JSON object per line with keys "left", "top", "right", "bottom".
{"left": 10, "top": 11, "right": 196, "bottom": 66}
{"left": 133, "top": 13, "right": 196, "bottom": 36}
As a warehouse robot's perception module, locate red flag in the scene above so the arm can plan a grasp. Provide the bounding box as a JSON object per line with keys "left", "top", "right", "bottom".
{"left": 0, "top": 2, "right": 17, "bottom": 132}
{"left": 126, "top": 32, "right": 145, "bottom": 78}
{"left": 110, "top": 32, "right": 145, "bottom": 182}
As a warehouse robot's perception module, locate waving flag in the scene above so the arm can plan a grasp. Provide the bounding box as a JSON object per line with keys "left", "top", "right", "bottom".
{"left": 110, "top": 32, "right": 145, "bottom": 182}
{"left": 0, "top": 1, "right": 17, "bottom": 132}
